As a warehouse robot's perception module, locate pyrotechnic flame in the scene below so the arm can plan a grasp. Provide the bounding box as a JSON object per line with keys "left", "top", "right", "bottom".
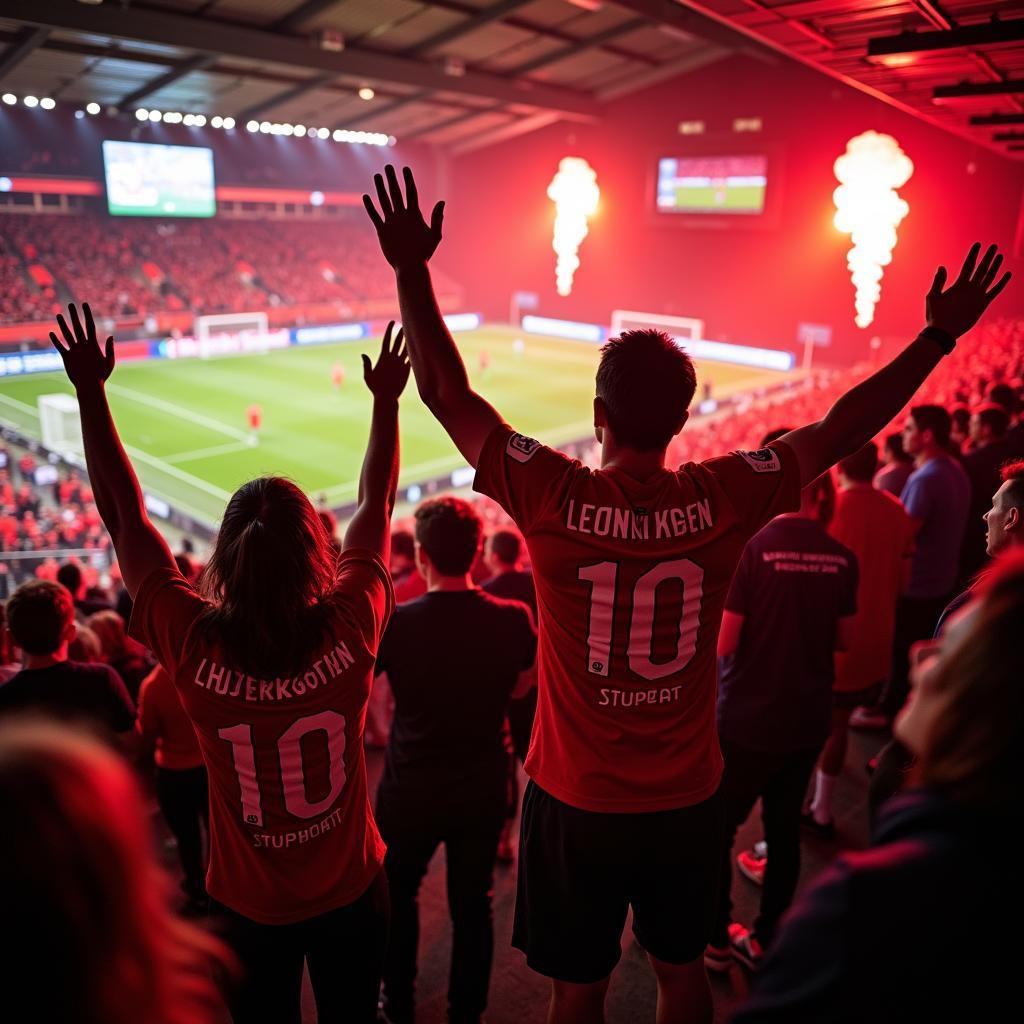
{"left": 833, "top": 131, "right": 913, "bottom": 328}
{"left": 547, "top": 157, "right": 599, "bottom": 297}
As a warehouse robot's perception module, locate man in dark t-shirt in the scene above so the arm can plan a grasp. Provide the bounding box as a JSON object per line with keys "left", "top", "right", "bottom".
{"left": 0, "top": 580, "right": 135, "bottom": 735}
{"left": 707, "top": 476, "right": 857, "bottom": 973}
{"left": 375, "top": 499, "right": 536, "bottom": 1024}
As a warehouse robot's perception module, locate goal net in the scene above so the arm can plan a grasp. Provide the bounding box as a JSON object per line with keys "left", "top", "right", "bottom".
{"left": 38, "top": 393, "right": 82, "bottom": 457}
{"left": 195, "top": 311, "right": 269, "bottom": 341}
{"left": 610, "top": 310, "right": 704, "bottom": 344}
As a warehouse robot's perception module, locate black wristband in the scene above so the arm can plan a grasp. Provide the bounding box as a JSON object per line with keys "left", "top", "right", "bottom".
{"left": 919, "top": 325, "right": 956, "bottom": 355}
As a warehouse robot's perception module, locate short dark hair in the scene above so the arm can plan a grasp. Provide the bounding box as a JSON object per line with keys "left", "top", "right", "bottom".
{"left": 911, "top": 405, "right": 952, "bottom": 448}
{"left": 838, "top": 441, "right": 878, "bottom": 483}
{"left": 1001, "top": 460, "right": 1024, "bottom": 509}
{"left": 391, "top": 529, "right": 416, "bottom": 561}
{"left": 414, "top": 497, "right": 482, "bottom": 576}
{"left": 489, "top": 530, "right": 521, "bottom": 566}
{"left": 974, "top": 402, "right": 1010, "bottom": 438}
{"left": 6, "top": 581, "right": 74, "bottom": 655}
{"left": 760, "top": 427, "right": 793, "bottom": 447}
{"left": 596, "top": 330, "right": 696, "bottom": 452}
{"left": 884, "top": 432, "right": 911, "bottom": 463}
{"left": 988, "top": 382, "right": 1019, "bottom": 416}
{"left": 950, "top": 404, "right": 970, "bottom": 433}
{"left": 55, "top": 562, "right": 82, "bottom": 595}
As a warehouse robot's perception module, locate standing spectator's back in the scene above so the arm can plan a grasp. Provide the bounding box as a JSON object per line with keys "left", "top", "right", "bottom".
{"left": 374, "top": 498, "right": 537, "bottom": 1024}
{"left": 0, "top": 581, "right": 135, "bottom": 735}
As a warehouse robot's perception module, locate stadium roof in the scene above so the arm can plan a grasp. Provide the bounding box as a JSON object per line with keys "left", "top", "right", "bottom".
{"left": 0, "top": 0, "right": 1020, "bottom": 157}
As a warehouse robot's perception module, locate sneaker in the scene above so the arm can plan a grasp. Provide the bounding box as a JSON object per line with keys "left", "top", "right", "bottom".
{"left": 728, "top": 923, "right": 764, "bottom": 971}
{"left": 704, "top": 942, "right": 732, "bottom": 973}
{"left": 849, "top": 706, "right": 891, "bottom": 731}
{"left": 736, "top": 848, "right": 766, "bottom": 886}
{"left": 800, "top": 810, "right": 836, "bottom": 841}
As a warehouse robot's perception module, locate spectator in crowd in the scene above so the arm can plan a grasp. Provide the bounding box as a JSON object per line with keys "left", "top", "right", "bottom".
{"left": 873, "top": 432, "right": 914, "bottom": 498}
{"left": 733, "top": 554, "right": 1024, "bottom": 1024}
{"left": 988, "top": 381, "right": 1024, "bottom": 458}
{"left": 49, "top": 305, "right": 406, "bottom": 1024}
{"left": 0, "top": 719, "right": 227, "bottom": 1024}
{"left": 366, "top": 164, "right": 1008, "bottom": 1023}
{"left": 68, "top": 623, "right": 103, "bottom": 664}
{"left": 948, "top": 404, "right": 970, "bottom": 453}
{"left": 374, "top": 497, "right": 537, "bottom": 1024}
{"left": 482, "top": 528, "right": 539, "bottom": 861}
{"left": 802, "top": 443, "right": 914, "bottom": 836}
{"left": 0, "top": 581, "right": 135, "bottom": 736}
{"left": 390, "top": 528, "right": 426, "bottom": 603}
{"left": 706, "top": 474, "right": 857, "bottom": 971}
{"left": 868, "top": 459, "right": 1024, "bottom": 815}
{"left": 959, "top": 402, "right": 1012, "bottom": 581}
{"left": 0, "top": 602, "right": 19, "bottom": 685}
{"left": 56, "top": 560, "right": 113, "bottom": 619}
{"left": 852, "top": 406, "right": 971, "bottom": 729}
{"left": 87, "top": 608, "right": 154, "bottom": 701}
{"left": 137, "top": 664, "right": 209, "bottom": 912}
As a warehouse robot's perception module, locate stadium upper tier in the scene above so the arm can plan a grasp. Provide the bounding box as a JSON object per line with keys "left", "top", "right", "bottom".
{"left": 0, "top": 213, "right": 461, "bottom": 327}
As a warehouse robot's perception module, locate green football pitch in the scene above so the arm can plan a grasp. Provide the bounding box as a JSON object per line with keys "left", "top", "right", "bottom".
{"left": 0, "top": 326, "right": 783, "bottom": 526}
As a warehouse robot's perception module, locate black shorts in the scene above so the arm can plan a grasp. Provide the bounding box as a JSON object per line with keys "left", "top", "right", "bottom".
{"left": 512, "top": 781, "right": 723, "bottom": 983}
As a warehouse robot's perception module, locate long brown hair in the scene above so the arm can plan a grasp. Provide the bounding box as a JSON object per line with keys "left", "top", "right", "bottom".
{"left": 0, "top": 720, "right": 228, "bottom": 1024}
{"left": 198, "top": 477, "right": 337, "bottom": 676}
{"left": 916, "top": 552, "right": 1024, "bottom": 813}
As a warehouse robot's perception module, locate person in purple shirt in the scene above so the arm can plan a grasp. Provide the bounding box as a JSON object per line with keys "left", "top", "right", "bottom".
{"left": 852, "top": 406, "right": 970, "bottom": 728}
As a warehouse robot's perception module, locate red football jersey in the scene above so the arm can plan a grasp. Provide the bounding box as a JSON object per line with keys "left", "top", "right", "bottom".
{"left": 474, "top": 423, "right": 801, "bottom": 813}
{"left": 130, "top": 550, "right": 393, "bottom": 924}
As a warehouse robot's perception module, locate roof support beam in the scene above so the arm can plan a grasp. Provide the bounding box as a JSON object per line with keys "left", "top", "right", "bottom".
{"left": 867, "top": 18, "right": 1024, "bottom": 58}
{"left": 969, "top": 112, "right": 1024, "bottom": 125}
{"left": 0, "top": 26, "right": 49, "bottom": 84}
{"left": 512, "top": 18, "right": 648, "bottom": 75}
{"left": 933, "top": 78, "right": 1024, "bottom": 101}
{"left": 117, "top": 54, "right": 216, "bottom": 108}
{"left": 406, "top": 0, "right": 533, "bottom": 57}
{"left": 994, "top": 131, "right": 1024, "bottom": 142}
{"left": 6, "top": 0, "right": 600, "bottom": 119}
{"left": 273, "top": 0, "right": 345, "bottom": 32}
{"left": 238, "top": 71, "right": 337, "bottom": 120}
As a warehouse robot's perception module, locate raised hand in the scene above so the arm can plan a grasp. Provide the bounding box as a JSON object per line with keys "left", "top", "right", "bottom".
{"left": 50, "top": 303, "right": 115, "bottom": 390}
{"left": 926, "top": 243, "right": 1012, "bottom": 339}
{"left": 362, "top": 321, "right": 411, "bottom": 401}
{"left": 362, "top": 165, "right": 444, "bottom": 269}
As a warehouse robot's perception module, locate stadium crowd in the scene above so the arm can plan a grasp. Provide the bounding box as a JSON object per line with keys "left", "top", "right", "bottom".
{"left": 0, "top": 163, "right": 1022, "bottom": 1024}
{"left": 0, "top": 212, "right": 462, "bottom": 326}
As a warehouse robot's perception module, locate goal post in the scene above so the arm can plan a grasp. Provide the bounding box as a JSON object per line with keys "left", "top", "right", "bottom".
{"left": 610, "top": 309, "right": 704, "bottom": 342}
{"left": 38, "top": 393, "right": 83, "bottom": 457}
{"left": 195, "top": 311, "right": 269, "bottom": 340}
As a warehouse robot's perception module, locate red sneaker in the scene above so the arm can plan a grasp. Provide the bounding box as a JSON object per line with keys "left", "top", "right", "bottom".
{"left": 728, "top": 923, "right": 764, "bottom": 970}
{"left": 736, "top": 848, "right": 766, "bottom": 886}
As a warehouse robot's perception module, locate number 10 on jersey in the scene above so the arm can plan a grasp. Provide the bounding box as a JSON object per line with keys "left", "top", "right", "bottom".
{"left": 578, "top": 558, "right": 704, "bottom": 681}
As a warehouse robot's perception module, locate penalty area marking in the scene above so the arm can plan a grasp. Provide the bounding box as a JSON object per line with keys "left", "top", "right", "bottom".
{"left": 106, "top": 383, "right": 252, "bottom": 443}
{"left": 163, "top": 440, "right": 253, "bottom": 465}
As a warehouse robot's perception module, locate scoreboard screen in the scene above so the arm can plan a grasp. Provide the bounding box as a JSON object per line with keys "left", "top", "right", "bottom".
{"left": 656, "top": 155, "right": 767, "bottom": 216}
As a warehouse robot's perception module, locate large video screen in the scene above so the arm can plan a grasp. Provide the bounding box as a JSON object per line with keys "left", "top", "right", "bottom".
{"left": 102, "top": 140, "right": 216, "bottom": 217}
{"left": 656, "top": 155, "right": 767, "bottom": 215}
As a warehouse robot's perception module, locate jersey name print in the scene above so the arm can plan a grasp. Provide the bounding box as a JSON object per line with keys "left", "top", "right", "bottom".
{"left": 474, "top": 422, "right": 801, "bottom": 813}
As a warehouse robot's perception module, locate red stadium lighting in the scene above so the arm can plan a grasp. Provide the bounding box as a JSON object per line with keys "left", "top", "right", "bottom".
{"left": 547, "top": 157, "right": 600, "bottom": 297}
{"left": 833, "top": 131, "right": 913, "bottom": 328}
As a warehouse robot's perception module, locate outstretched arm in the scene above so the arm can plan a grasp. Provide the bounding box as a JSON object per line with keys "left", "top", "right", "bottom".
{"left": 363, "top": 164, "right": 501, "bottom": 467}
{"left": 50, "top": 303, "right": 175, "bottom": 599}
{"left": 781, "top": 243, "right": 1011, "bottom": 483}
{"left": 343, "top": 322, "right": 409, "bottom": 559}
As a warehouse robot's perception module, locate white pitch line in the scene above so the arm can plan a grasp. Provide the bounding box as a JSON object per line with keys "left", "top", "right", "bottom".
{"left": 107, "top": 383, "right": 252, "bottom": 442}
{"left": 164, "top": 440, "right": 252, "bottom": 465}
{"left": 0, "top": 392, "right": 39, "bottom": 417}
{"left": 123, "top": 445, "right": 232, "bottom": 501}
